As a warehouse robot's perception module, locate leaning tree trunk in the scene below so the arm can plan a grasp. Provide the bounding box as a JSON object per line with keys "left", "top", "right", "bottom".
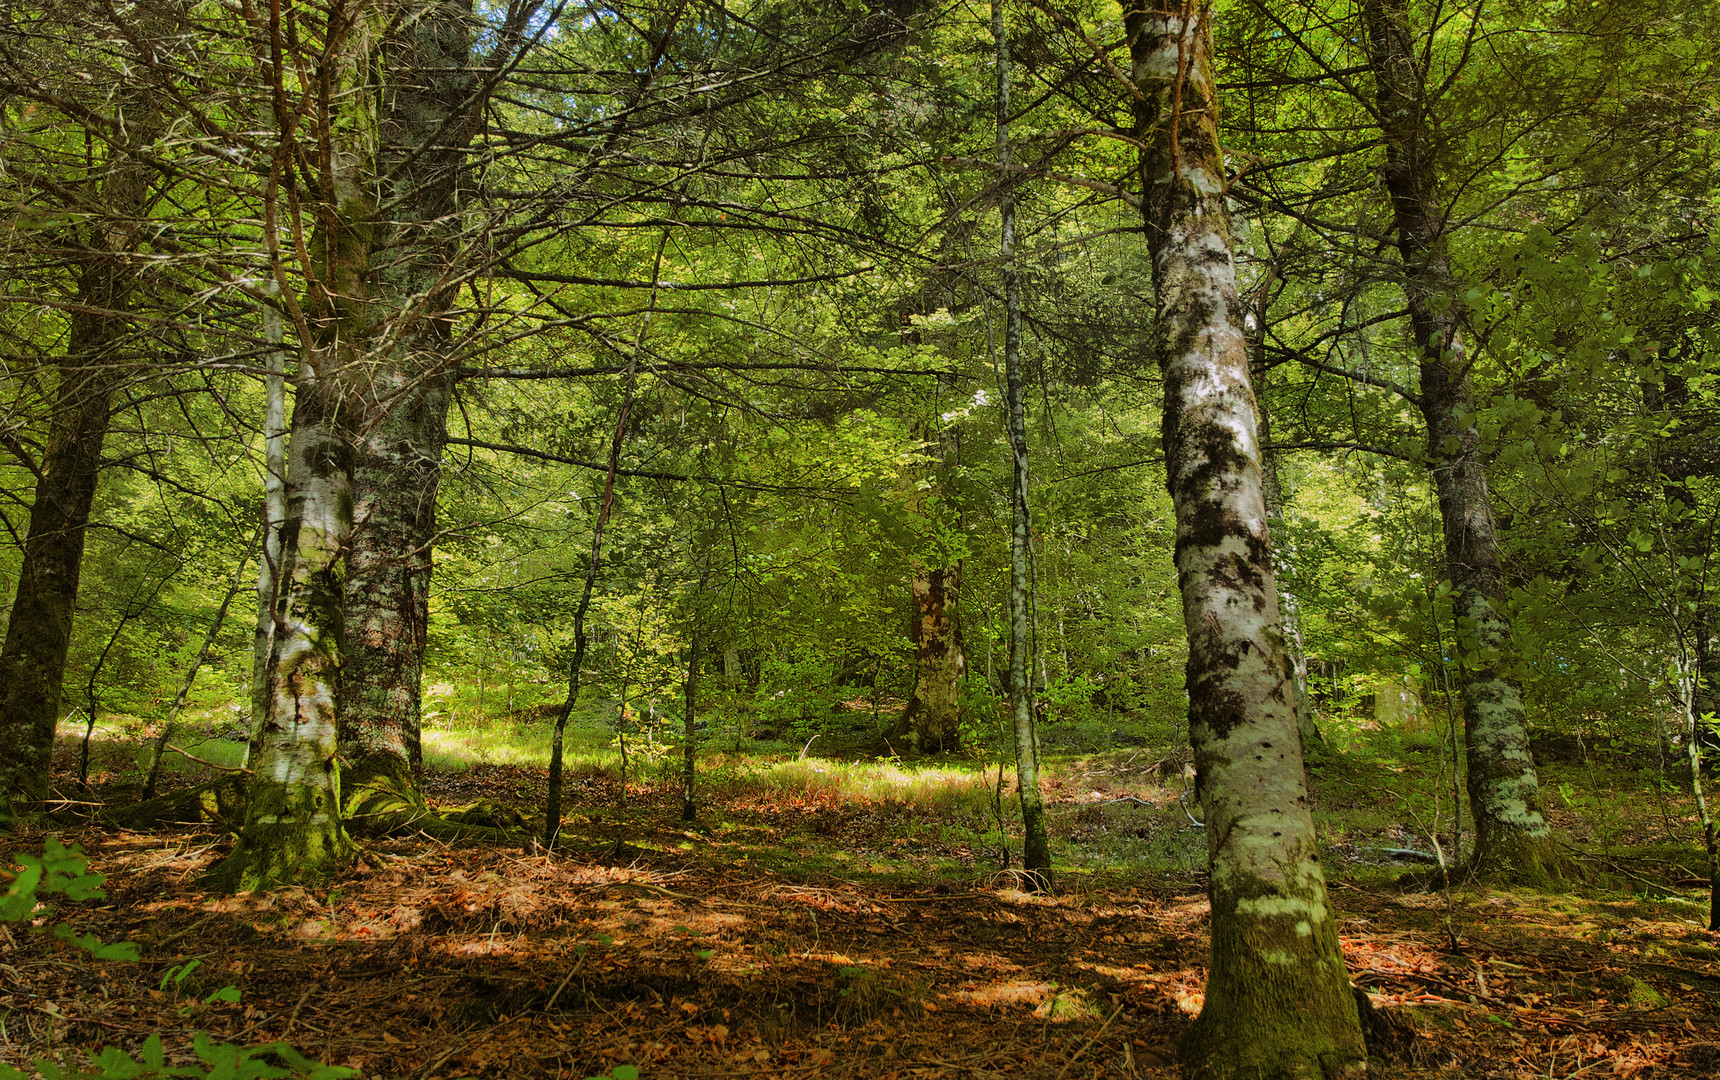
{"left": 1128, "top": 4, "right": 1366, "bottom": 1077}
{"left": 888, "top": 565, "right": 965, "bottom": 752}
{"left": 1363, "top": 0, "right": 1561, "bottom": 884}
{"left": 338, "top": 0, "right": 477, "bottom": 831}
{"left": 0, "top": 124, "right": 155, "bottom": 822}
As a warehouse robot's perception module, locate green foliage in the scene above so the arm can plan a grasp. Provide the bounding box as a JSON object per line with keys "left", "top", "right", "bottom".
{"left": 584, "top": 1066, "right": 639, "bottom": 1080}
{"left": 1, "top": 838, "right": 139, "bottom": 962}
{"left": 1, "top": 843, "right": 340, "bottom": 1080}
{"left": 0, "top": 1034, "right": 354, "bottom": 1080}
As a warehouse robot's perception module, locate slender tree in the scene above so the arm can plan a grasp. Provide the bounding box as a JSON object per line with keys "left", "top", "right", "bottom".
{"left": 1359, "top": 0, "right": 1562, "bottom": 883}
{"left": 0, "top": 6, "right": 166, "bottom": 821}
{"left": 994, "top": 0, "right": 1051, "bottom": 888}
{"left": 1127, "top": 1, "right": 1366, "bottom": 1075}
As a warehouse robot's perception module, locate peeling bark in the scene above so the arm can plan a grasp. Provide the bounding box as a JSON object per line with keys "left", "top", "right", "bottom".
{"left": 1361, "top": 0, "right": 1561, "bottom": 884}
{"left": 1129, "top": 3, "right": 1365, "bottom": 1076}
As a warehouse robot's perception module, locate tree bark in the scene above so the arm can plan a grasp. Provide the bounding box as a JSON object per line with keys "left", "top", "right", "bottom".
{"left": 888, "top": 564, "right": 965, "bottom": 752}
{"left": 339, "top": 0, "right": 477, "bottom": 831}
{"left": 1128, "top": 4, "right": 1366, "bottom": 1077}
{"left": 213, "top": 372, "right": 357, "bottom": 889}
{"left": 0, "top": 111, "right": 156, "bottom": 822}
{"left": 1362, "top": 0, "right": 1561, "bottom": 884}
{"left": 213, "top": 1, "right": 405, "bottom": 886}
{"left": 249, "top": 289, "right": 288, "bottom": 767}
{"left": 994, "top": 0, "right": 1050, "bottom": 890}
{"left": 340, "top": 368, "right": 454, "bottom": 831}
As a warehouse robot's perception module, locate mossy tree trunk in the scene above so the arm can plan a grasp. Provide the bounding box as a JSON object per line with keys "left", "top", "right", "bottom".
{"left": 1362, "top": 0, "right": 1561, "bottom": 885}
{"left": 0, "top": 102, "right": 157, "bottom": 823}
{"left": 215, "top": 0, "right": 400, "bottom": 887}
{"left": 890, "top": 565, "right": 964, "bottom": 752}
{"left": 217, "top": 372, "right": 358, "bottom": 889}
{"left": 338, "top": 1, "right": 527, "bottom": 833}
{"left": 993, "top": 0, "right": 1050, "bottom": 889}
{"left": 1128, "top": 3, "right": 1366, "bottom": 1077}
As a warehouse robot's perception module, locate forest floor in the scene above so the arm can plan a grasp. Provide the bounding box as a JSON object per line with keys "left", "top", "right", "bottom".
{"left": 4, "top": 729, "right": 1720, "bottom": 1079}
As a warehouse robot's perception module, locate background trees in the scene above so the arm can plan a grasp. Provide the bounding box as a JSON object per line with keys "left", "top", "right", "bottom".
{"left": 4, "top": 1, "right": 1720, "bottom": 1060}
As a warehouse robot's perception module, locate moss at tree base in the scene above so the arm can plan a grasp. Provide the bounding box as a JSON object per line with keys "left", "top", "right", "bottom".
{"left": 208, "top": 778, "right": 353, "bottom": 892}
{"left": 1468, "top": 828, "right": 1571, "bottom": 889}
{"left": 1180, "top": 1006, "right": 1369, "bottom": 1080}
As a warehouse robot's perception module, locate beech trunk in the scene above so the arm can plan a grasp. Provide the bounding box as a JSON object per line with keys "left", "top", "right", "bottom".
{"left": 1129, "top": 4, "right": 1366, "bottom": 1076}
{"left": 215, "top": 373, "right": 356, "bottom": 890}
{"left": 1362, "top": 0, "right": 1561, "bottom": 884}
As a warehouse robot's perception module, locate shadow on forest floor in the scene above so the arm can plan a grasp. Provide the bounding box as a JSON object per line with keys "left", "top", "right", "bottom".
{"left": 5, "top": 736, "right": 1720, "bottom": 1078}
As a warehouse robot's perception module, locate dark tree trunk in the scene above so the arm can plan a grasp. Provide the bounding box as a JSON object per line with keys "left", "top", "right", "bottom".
{"left": 339, "top": 1, "right": 477, "bottom": 829}
{"left": 1128, "top": 3, "right": 1366, "bottom": 1076}
{"left": 340, "top": 369, "right": 454, "bottom": 832}
{"left": 1363, "top": 0, "right": 1562, "bottom": 884}
{"left": 0, "top": 124, "right": 155, "bottom": 821}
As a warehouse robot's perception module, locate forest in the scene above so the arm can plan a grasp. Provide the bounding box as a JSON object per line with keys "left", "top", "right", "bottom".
{"left": 2, "top": 0, "right": 1720, "bottom": 1077}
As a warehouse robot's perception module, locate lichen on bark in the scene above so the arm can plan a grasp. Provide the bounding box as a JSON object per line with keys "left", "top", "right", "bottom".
{"left": 1361, "top": 0, "right": 1562, "bottom": 885}
{"left": 1129, "top": 3, "right": 1366, "bottom": 1076}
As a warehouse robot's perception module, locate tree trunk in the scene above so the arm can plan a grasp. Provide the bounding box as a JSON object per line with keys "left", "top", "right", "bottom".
{"left": 1362, "top": 0, "right": 1561, "bottom": 884}
{"left": 339, "top": 1, "right": 476, "bottom": 831}
{"left": 888, "top": 565, "right": 965, "bottom": 752}
{"left": 212, "top": 373, "right": 357, "bottom": 889}
{"left": 1258, "top": 405, "right": 1322, "bottom": 754}
{"left": 340, "top": 369, "right": 454, "bottom": 832}
{"left": 1128, "top": 4, "right": 1366, "bottom": 1077}
{"left": 248, "top": 290, "right": 288, "bottom": 767}
{"left": 0, "top": 119, "right": 155, "bottom": 822}
{"left": 213, "top": 2, "right": 405, "bottom": 886}
{"left": 993, "top": 0, "right": 1050, "bottom": 889}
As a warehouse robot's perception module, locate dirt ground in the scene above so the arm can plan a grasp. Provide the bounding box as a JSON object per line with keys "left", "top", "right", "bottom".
{"left": 4, "top": 762, "right": 1720, "bottom": 1079}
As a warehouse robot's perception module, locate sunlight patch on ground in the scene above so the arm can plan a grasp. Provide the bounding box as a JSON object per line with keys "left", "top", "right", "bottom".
{"left": 947, "top": 979, "right": 1057, "bottom": 1008}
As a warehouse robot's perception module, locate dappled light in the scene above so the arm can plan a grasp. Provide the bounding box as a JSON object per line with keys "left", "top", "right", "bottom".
{"left": 4, "top": 0, "right": 1720, "bottom": 1076}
